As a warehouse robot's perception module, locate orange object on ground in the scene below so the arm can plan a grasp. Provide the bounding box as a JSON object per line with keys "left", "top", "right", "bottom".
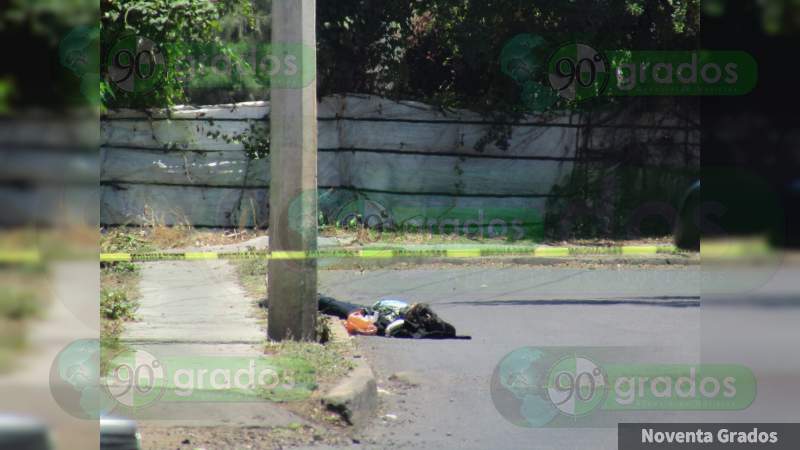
{"left": 345, "top": 309, "right": 378, "bottom": 335}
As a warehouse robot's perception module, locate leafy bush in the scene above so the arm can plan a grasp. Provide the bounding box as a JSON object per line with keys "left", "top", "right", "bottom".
{"left": 0, "top": 0, "right": 99, "bottom": 109}
{"left": 101, "top": 289, "right": 138, "bottom": 320}
{"left": 100, "top": 228, "right": 153, "bottom": 253}
{"left": 101, "top": 0, "right": 256, "bottom": 108}
{"left": 99, "top": 0, "right": 702, "bottom": 112}
{"left": 101, "top": 261, "right": 138, "bottom": 274}
{"left": 319, "top": 0, "right": 700, "bottom": 114}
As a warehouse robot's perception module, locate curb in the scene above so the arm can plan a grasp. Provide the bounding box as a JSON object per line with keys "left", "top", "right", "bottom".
{"left": 321, "top": 318, "right": 378, "bottom": 428}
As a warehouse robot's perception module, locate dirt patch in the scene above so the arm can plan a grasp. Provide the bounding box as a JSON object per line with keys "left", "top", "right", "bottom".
{"left": 137, "top": 423, "right": 355, "bottom": 450}
{"left": 101, "top": 226, "right": 266, "bottom": 253}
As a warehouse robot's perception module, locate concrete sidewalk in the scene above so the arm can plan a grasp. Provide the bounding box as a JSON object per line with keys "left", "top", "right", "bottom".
{"left": 120, "top": 259, "right": 308, "bottom": 427}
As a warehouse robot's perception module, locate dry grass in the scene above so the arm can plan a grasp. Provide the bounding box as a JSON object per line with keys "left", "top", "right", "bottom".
{"left": 232, "top": 258, "right": 268, "bottom": 299}
{"left": 320, "top": 224, "right": 677, "bottom": 248}
{"left": 101, "top": 225, "right": 265, "bottom": 252}
{"left": 319, "top": 224, "right": 512, "bottom": 245}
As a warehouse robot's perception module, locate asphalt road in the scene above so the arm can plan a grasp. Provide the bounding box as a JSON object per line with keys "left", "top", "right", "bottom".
{"left": 305, "top": 261, "right": 800, "bottom": 450}
{"left": 316, "top": 266, "right": 702, "bottom": 450}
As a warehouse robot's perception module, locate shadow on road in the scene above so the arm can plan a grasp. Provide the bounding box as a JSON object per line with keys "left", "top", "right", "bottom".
{"left": 442, "top": 296, "right": 701, "bottom": 308}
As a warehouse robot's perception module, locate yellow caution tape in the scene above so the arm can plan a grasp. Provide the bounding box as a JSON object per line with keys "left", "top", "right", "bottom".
{"left": 94, "top": 245, "right": 679, "bottom": 262}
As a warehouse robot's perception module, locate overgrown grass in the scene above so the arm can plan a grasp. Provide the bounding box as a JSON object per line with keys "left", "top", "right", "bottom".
{"left": 101, "top": 228, "right": 155, "bottom": 253}
{"left": 231, "top": 260, "right": 355, "bottom": 388}
{"left": 100, "top": 261, "right": 141, "bottom": 373}
{"left": 264, "top": 337, "right": 355, "bottom": 386}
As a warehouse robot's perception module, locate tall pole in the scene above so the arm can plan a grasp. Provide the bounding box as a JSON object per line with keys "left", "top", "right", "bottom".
{"left": 268, "top": 0, "right": 318, "bottom": 341}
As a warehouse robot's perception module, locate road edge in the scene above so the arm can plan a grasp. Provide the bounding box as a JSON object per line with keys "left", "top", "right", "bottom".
{"left": 320, "top": 319, "right": 378, "bottom": 428}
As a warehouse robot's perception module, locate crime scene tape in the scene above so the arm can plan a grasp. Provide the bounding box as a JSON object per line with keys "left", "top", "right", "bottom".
{"left": 98, "top": 245, "right": 681, "bottom": 263}
{"left": 0, "top": 250, "right": 42, "bottom": 264}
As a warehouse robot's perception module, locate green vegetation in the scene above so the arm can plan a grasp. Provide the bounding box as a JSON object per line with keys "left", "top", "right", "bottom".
{"left": 97, "top": 1, "right": 703, "bottom": 113}
{"left": 100, "top": 256, "right": 141, "bottom": 372}
{"left": 101, "top": 0, "right": 260, "bottom": 108}
{"left": 264, "top": 334, "right": 355, "bottom": 387}
{"left": 101, "top": 227, "right": 156, "bottom": 254}
{"left": 232, "top": 259, "right": 354, "bottom": 388}
{"left": 101, "top": 289, "right": 138, "bottom": 321}
{"left": 323, "top": 0, "right": 699, "bottom": 116}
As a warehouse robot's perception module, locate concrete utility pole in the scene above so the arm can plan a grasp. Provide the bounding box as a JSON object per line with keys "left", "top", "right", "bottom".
{"left": 268, "top": 0, "right": 318, "bottom": 341}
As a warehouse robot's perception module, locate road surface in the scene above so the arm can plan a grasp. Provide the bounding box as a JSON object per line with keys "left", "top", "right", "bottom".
{"left": 307, "top": 262, "right": 800, "bottom": 450}
{"left": 316, "top": 266, "right": 701, "bottom": 450}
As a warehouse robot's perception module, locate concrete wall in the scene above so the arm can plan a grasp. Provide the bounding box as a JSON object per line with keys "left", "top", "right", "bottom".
{"left": 100, "top": 94, "right": 581, "bottom": 228}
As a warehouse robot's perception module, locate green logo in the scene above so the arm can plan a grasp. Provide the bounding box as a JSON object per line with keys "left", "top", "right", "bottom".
{"left": 500, "top": 34, "right": 758, "bottom": 109}
{"left": 499, "top": 34, "right": 559, "bottom": 111}
{"left": 546, "top": 354, "right": 608, "bottom": 416}
{"left": 603, "top": 363, "right": 756, "bottom": 411}
{"left": 50, "top": 339, "right": 117, "bottom": 419}
{"left": 58, "top": 26, "right": 101, "bottom": 104}
{"left": 103, "top": 37, "right": 316, "bottom": 95}
{"left": 52, "top": 344, "right": 316, "bottom": 419}
{"left": 605, "top": 50, "right": 758, "bottom": 96}
{"left": 103, "top": 349, "right": 316, "bottom": 417}
{"left": 491, "top": 347, "right": 756, "bottom": 428}
{"left": 546, "top": 44, "right": 757, "bottom": 99}
{"left": 325, "top": 197, "right": 544, "bottom": 241}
